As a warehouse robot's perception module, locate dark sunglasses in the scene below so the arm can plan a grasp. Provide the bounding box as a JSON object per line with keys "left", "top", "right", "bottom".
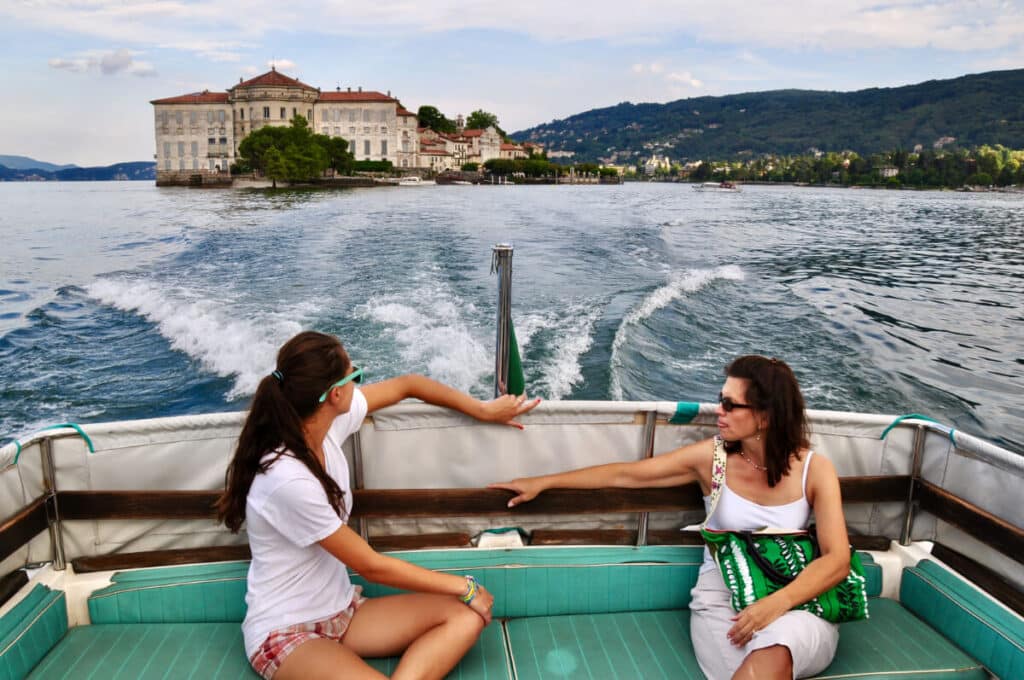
{"left": 718, "top": 392, "right": 752, "bottom": 412}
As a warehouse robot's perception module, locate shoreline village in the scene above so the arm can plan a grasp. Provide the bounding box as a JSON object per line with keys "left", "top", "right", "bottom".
{"left": 151, "top": 67, "right": 549, "bottom": 188}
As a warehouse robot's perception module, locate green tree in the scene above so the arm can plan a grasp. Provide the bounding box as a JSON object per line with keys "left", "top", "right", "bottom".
{"left": 264, "top": 147, "right": 289, "bottom": 189}
{"left": 238, "top": 116, "right": 329, "bottom": 184}
{"left": 465, "top": 110, "right": 506, "bottom": 138}
{"left": 417, "top": 105, "right": 456, "bottom": 134}
{"left": 315, "top": 135, "right": 354, "bottom": 174}
{"left": 461, "top": 162, "right": 479, "bottom": 172}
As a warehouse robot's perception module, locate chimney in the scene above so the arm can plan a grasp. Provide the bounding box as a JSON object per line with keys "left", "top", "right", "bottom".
{"left": 337, "top": 86, "right": 341, "bottom": 91}
{"left": 387, "top": 90, "right": 391, "bottom": 97}
{"left": 347, "top": 86, "right": 351, "bottom": 92}
{"left": 358, "top": 86, "right": 362, "bottom": 92}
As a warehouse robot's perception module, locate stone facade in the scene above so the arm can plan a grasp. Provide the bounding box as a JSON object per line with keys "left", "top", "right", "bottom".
{"left": 151, "top": 68, "right": 422, "bottom": 182}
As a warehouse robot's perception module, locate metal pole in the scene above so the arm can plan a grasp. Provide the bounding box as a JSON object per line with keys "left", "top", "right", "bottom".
{"left": 635, "top": 411, "right": 659, "bottom": 546}
{"left": 491, "top": 244, "right": 514, "bottom": 397}
{"left": 40, "top": 438, "right": 67, "bottom": 571}
{"left": 900, "top": 424, "right": 927, "bottom": 546}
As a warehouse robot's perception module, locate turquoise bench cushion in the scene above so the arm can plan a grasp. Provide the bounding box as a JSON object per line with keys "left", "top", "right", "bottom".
{"left": 26, "top": 621, "right": 509, "bottom": 680}
{"left": 0, "top": 584, "right": 67, "bottom": 680}
{"left": 817, "top": 598, "right": 987, "bottom": 679}
{"left": 89, "top": 573, "right": 248, "bottom": 624}
{"left": 26, "top": 622, "right": 256, "bottom": 679}
{"left": 506, "top": 610, "right": 703, "bottom": 680}
{"left": 900, "top": 560, "right": 1024, "bottom": 680}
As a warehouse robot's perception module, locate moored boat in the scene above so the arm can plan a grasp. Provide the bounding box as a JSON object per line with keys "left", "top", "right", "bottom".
{"left": 693, "top": 181, "right": 741, "bottom": 192}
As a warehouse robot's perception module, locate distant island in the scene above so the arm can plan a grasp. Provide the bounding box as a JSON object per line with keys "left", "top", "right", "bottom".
{"left": 513, "top": 68, "right": 1024, "bottom": 165}
{"left": 0, "top": 156, "right": 155, "bottom": 182}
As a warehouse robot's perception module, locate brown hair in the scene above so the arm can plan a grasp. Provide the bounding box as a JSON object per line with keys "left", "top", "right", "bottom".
{"left": 723, "top": 355, "right": 810, "bottom": 487}
{"left": 216, "top": 331, "right": 352, "bottom": 532}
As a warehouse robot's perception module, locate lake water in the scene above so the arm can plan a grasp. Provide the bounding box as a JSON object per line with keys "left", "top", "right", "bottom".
{"left": 1, "top": 181, "right": 1021, "bottom": 454}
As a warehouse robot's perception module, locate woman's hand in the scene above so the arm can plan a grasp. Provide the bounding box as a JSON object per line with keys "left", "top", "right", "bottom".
{"left": 479, "top": 394, "right": 541, "bottom": 429}
{"left": 467, "top": 584, "right": 494, "bottom": 625}
{"left": 728, "top": 591, "right": 792, "bottom": 646}
{"left": 488, "top": 477, "right": 545, "bottom": 507}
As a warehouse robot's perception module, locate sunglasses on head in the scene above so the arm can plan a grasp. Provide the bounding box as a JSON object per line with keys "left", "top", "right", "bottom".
{"left": 718, "top": 392, "right": 752, "bottom": 412}
{"left": 318, "top": 366, "right": 363, "bottom": 403}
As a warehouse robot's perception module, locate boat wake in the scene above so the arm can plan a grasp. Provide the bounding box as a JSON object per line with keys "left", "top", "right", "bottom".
{"left": 516, "top": 304, "right": 603, "bottom": 400}
{"left": 610, "top": 265, "right": 745, "bottom": 400}
{"left": 87, "top": 278, "right": 311, "bottom": 399}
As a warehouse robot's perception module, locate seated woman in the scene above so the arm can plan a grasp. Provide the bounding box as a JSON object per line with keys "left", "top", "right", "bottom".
{"left": 490, "top": 355, "right": 851, "bottom": 680}
{"left": 217, "top": 330, "right": 539, "bottom": 680}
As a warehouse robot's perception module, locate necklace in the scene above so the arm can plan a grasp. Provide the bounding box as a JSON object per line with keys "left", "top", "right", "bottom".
{"left": 740, "top": 450, "right": 767, "bottom": 471}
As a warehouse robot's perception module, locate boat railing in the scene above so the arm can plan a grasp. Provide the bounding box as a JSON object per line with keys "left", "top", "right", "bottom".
{"left": 2, "top": 405, "right": 1022, "bottom": 613}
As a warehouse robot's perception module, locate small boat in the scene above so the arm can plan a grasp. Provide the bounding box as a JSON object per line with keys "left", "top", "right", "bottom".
{"left": 693, "top": 181, "right": 740, "bottom": 192}
{"left": 398, "top": 176, "right": 437, "bottom": 186}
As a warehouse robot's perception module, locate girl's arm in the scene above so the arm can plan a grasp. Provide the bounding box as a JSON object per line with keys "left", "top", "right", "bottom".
{"left": 489, "top": 439, "right": 711, "bottom": 507}
{"left": 319, "top": 525, "right": 494, "bottom": 623}
{"left": 726, "top": 454, "right": 852, "bottom": 646}
{"left": 361, "top": 375, "right": 540, "bottom": 428}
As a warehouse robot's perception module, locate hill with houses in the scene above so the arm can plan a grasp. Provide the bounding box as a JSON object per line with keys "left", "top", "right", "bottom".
{"left": 513, "top": 69, "right": 1024, "bottom": 165}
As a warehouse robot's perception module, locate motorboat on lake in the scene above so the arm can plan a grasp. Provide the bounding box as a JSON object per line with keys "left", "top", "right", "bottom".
{"left": 398, "top": 176, "right": 437, "bottom": 186}
{"left": 693, "top": 180, "right": 741, "bottom": 192}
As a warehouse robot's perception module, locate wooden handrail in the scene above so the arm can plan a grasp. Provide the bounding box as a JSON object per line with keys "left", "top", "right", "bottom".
{"left": 0, "top": 495, "right": 49, "bottom": 563}
{"left": 915, "top": 479, "right": 1024, "bottom": 561}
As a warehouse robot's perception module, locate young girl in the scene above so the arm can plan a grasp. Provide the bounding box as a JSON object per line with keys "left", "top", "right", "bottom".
{"left": 491, "top": 356, "right": 850, "bottom": 680}
{"left": 217, "top": 331, "right": 539, "bottom": 680}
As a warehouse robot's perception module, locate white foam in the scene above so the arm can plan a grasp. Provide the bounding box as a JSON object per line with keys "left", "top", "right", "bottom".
{"left": 529, "top": 305, "right": 602, "bottom": 400}
{"left": 87, "top": 278, "right": 309, "bottom": 398}
{"left": 610, "top": 265, "right": 744, "bottom": 399}
{"left": 356, "top": 281, "right": 490, "bottom": 394}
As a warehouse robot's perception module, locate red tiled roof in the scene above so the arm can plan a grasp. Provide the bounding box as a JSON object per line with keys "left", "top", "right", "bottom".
{"left": 150, "top": 91, "right": 229, "bottom": 105}
{"left": 461, "top": 129, "right": 484, "bottom": 137}
{"left": 234, "top": 69, "right": 316, "bottom": 91}
{"left": 500, "top": 143, "right": 521, "bottom": 150}
{"left": 319, "top": 90, "right": 396, "bottom": 103}
{"left": 420, "top": 149, "right": 451, "bottom": 156}
{"left": 396, "top": 107, "right": 417, "bottom": 116}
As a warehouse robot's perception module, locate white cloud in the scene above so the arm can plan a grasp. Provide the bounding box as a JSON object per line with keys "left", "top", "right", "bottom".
{"left": 48, "top": 49, "right": 158, "bottom": 77}
{"left": 667, "top": 71, "right": 702, "bottom": 88}
{"left": 8, "top": 1, "right": 1024, "bottom": 53}
{"left": 267, "top": 59, "right": 298, "bottom": 71}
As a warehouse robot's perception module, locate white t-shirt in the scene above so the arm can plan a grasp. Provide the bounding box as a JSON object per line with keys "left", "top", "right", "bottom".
{"left": 242, "top": 388, "right": 369, "bottom": 657}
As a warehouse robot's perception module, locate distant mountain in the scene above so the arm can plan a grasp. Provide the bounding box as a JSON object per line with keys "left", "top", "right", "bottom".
{"left": 513, "top": 69, "right": 1024, "bottom": 164}
{"left": 0, "top": 161, "right": 155, "bottom": 182}
{"left": 0, "top": 155, "right": 78, "bottom": 172}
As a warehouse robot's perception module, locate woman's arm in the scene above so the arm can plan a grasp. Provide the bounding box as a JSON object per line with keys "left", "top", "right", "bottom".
{"left": 319, "top": 525, "right": 494, "bottom": 623}
{"left": 727, "top": 454, "right": 851, "bottom": 645}
{"left": 361, "top": 375, "right": 540, "bottom": 428}
{"left": 489, "top": 438, "right": 711, "bottom": 507}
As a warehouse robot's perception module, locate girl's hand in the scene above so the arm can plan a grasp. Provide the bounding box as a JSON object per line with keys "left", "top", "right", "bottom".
{"left": 479, "top": 394, "right": 541, "bottom": 429}
{"left": 488, "top": 478, "right": 544, "bottom": 508}
{"left": 468, "top": 584, "right": 494, "bottom": 625}
{"left": 728, "top": 592, "right": 792, "bottom": 646}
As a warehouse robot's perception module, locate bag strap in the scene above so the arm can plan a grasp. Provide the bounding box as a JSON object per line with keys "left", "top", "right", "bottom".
{"left": 702, "top": 436, "right": 728, "bottom": 530}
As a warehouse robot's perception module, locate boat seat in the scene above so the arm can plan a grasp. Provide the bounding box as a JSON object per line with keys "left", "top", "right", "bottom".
{"left": 9, "top": 547, "right": 1018, "bottom": 680}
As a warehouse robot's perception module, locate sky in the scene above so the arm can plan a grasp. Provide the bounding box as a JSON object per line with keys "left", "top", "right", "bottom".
{"left": 1, "top": 0, "right": 1023, "bottom": 166}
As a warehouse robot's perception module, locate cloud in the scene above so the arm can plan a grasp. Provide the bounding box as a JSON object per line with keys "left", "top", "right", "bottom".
{"left": 9, "top": 1, "right": 1024, "bottom": 53}
{"left": 48, "top": 49, "right": 157, "bottom": 77}
{"left": 48, "top": 57, "right": 89, "bottom": 72}
{"left": 667, "top": 71, "right": 702, "bottom": 88}
{"left": 267, "top": 58, "right": 297, "bottom": 71}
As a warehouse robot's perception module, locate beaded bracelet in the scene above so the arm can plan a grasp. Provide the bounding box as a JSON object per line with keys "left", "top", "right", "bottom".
{"left": 460, "top": 575, "right": 479, "bottom": 605}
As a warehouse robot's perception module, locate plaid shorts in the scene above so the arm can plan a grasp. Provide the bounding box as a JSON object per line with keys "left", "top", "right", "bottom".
{"left": 249, "top": 586, "right": 367, "bottom": 679}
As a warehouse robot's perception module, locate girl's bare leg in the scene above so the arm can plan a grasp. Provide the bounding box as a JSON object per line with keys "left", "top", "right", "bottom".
{"left": 733, "top": 645, "right": 793, "bottom": 680}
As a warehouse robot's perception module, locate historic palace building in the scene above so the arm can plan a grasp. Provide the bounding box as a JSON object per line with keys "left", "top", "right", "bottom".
{"left": 151, "top": 68, "right": 511, "bottom": 183}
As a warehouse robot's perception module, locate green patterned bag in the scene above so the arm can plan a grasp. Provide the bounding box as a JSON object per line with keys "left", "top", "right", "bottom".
{"left": 701, "top": 527, "right": 869, "bottom": 623}
{"left": 701, "top": 436, "right": 869, "bottom": 624}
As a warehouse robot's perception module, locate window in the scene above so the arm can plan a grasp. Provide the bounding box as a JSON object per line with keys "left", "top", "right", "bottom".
{"left": 163, "top": 142, "right": 171, "bottom": 157}
{"left": 161, "top": 111, "right": 168, "bottom": 125}
{"left": 191, "top": 142, "right": 198, "bottom": 156}
{"left": 334, "top": 127, "right": 340, "bottom": 136}
{"left": 349, "top": 126, "right": 355, "bottom": 135}
{"left": 363, "top": 140, "right": 370, "bottom": 156}
{"left": 349, "top": 110, "right": 357, "bottom": 122}
{"left": 207, "top": 111, "right": 214, "bottom": 124}
{"left": 193, "top": 158, "right": 199, "bottom": 170}
{"left": 322, "top": 126, "right": 329, "bottom": 134}
{"left": 363, "top": 110, "right": 371, "bottom": 122}
{"left": 165, "top": 159, "right": 171, "bottom": 170}
{"left": 307, "top": 110, "right": 312, "bottom": 121}
{"left": 263, "top": 107, "right": 270, "bottom": 119}
{"left": 380, "top": 110, "right": 388, "bottom": 122}
{"left": 381, "top": 127, "right": 387, "bottom": 134}
{"left": 179, "top": 159, "right": 185, "bottom": 170}
{"left": 209, "top": 159, "right": 216, "bottom": 171}
{"left": 363, "top": 126, "right": 370, "bottom": 134}
{"left": 240, "top": 109, "right": 245, "bottom": 120}
{"left": 280, "top": 107, "right": 286, "bottom": 120}
{"left": 334, "top": 109, "right": 341, "bottom": 122}
{"left": 175, "top": 111, "right": 183, "bottom": 124}
{"left": 381, "top": 140, "right": 387, "bottom": 155}
{"left": 219, "top": 110, "right": 226, "bottom": 123}
{"left": 349, "top": 140, "right": 355, "bottom": 154}
{"left": 219, "top": 137, "right": 227, "bottom": 145}
{"left": 177, "top": 142, "right": 185, "bottom": 157}
{"left": 402, "top": 140, "right": 410, "bottom": 152}
{"left": 190, "top": 111, "right": 198, "bottom": 125}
